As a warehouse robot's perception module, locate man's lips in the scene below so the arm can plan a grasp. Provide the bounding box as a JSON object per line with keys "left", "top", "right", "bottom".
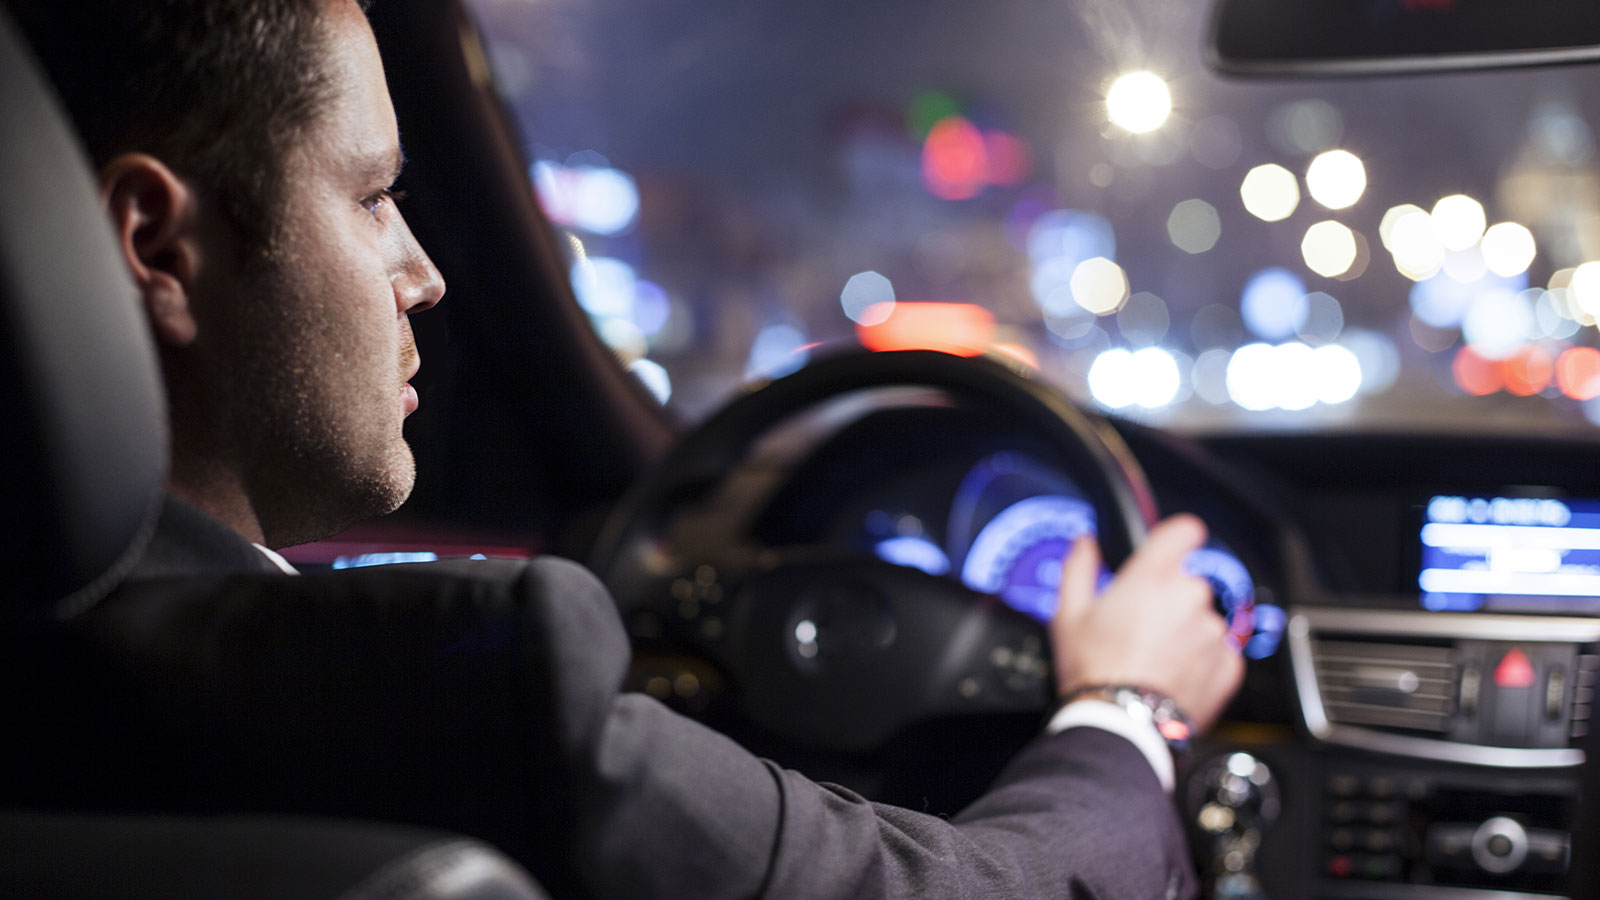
{"left": 402, "top": 358, "right": 420, "bottom": 415}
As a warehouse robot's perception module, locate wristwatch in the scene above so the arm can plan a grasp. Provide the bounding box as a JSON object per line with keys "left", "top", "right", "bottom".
{"left": 1058, "top": 684, "right": 1193, "bottom": 756}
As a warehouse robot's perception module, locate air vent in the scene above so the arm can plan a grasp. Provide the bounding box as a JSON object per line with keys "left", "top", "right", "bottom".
{"left": 1311, "top": 639, "right": 1458, "bottom": 734}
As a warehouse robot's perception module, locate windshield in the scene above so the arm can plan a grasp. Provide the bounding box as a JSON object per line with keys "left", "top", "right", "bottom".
{"left": 463, "top": 0, "right": 1600, "bottom": 433}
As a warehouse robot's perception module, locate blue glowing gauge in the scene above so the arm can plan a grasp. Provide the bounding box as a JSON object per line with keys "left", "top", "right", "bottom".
{"left": 1184, "top": 546, "right": 1284, "bottom": 660}
{"left": 960, "top": 495, "right": 1097, "bottom": 621}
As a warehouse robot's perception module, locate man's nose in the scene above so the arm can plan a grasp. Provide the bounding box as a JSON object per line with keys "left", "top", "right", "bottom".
{"left": 393, "top": 214, "right": 444, "bottom": 313}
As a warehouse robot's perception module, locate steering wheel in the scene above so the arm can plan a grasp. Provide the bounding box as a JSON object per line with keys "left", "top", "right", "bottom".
{"left": 589, "top": 349, "right": 1157, "bottom": 753}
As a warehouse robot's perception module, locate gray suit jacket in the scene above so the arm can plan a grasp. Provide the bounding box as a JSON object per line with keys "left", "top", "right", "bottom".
{"left": 9, "top": 497, "right": 1196, "bottom": 900}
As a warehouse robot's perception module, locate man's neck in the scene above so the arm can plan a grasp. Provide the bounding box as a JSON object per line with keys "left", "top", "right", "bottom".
{"left": 165, "top": 462, "right": 266, "bottom": 546}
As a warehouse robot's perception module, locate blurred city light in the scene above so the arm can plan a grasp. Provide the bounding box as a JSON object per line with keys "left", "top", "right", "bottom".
{"left": 1070, "top": 257, "right": 1131, "bottom": 315}
{"left": 1557, "top": 347, "right": 1600, "bottom": 400}
{"left": 1461, "top": 288, "right": 1534, "bottom": 360}
{"left": 841, "top": 271, "right": 896, "bottom": 325}
{"left": 1342, "top": 329, "right": 1400, "bottom": 395}
{"left": 595, "top": 316, "right": 647, "bottom": 363}
{"left": 923, "top": 115, "right": 988, "bottom": 200}
{"left": 1452, "top": 346, "right": 1501, "bottom": 396}
{"left": 1535, "top": 289, "right": 1582, "bottom": 339}
{"left": 632, "top": 280, "right": 671, "bottom": 336}
{"left": 1028, "top": 209, "right": 1116, "bottom": 266}
{"left": 746, "top": 324, "right": 809, "bottom": 380}
{"left": 1240, "top": 268, "right": 1309, "bottom": 340}
{"left": 1106, "top": 71, "right": 1172, "bottom": 134}
{"left": 533, "top": 160, "right": 641, "bottom": 236}
{"left": 1568, "top": 261, "right": 1600, "bottom": 318}
{"left": 1240, "top": 164, "right": 1300, "bottom": 222}
{"left": 1191, "top": 348, "right": 1233, "bottom": 404}
{"left": 570, "top": 256, "right": 638, "bottom": 319}
{"left": 1431, "top": 194, "right": 1487, "bottom": 252}
{"left": 1225, "top": 341, "right": 1363, "bottom": 411}
{"left": 629, "top": 358, "right": 672, "bottom": 403}
{"left": 1409, "top": 273, "right": 1475, "bottom": 329}
{"left": 1117, "top": 292, "right": 1171, "bottom": 346}
{"left": 1297, "top": 291, "right": 1345, "bottom": 345}
{"left": 1379, "top": 204, "right": 1427, "bottom": 251}
{"left": 1481, "top": 222, "right": 1538, "bottom": 277}
{"left": 1301, "top": 221, "right": 1359, "bottom": 278}
{"left": 1305, "top": 150, "right": 1366, "bottom": 210}
{"left": 1272, "top": 99, "right": 1344, "bottom": 155}
{"left": 1389, "top": 210, "right": 1445, "bottom": 280}
{"left": 856, "top": 302, "right": 996, "bottom": 356}
{"left": 1088, "top": 346, "right": 1180, "bottom": 409}
{"left": 1167, "top": 199, "right": 1222, "bottom": 254}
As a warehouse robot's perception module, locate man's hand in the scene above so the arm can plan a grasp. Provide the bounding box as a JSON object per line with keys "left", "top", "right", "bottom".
{"left": 1051, "top": 514, "right": 1245, "bottom": 733}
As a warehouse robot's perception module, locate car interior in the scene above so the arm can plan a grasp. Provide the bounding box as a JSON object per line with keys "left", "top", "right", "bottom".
{"left": 8, "top": 0, "right": 1600, "bottom": 898}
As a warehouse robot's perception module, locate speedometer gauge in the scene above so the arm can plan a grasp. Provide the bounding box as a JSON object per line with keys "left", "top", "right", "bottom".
{"left": 961, "top": 495, "right": 1097, "bottom": 621}
{"left": 1184, "top": 545, "right": 1285, "bottom": 660}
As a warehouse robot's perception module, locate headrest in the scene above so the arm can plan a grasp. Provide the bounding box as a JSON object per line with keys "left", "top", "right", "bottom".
{"left": 0, "top": 7, "right": 166, "bottom": 615}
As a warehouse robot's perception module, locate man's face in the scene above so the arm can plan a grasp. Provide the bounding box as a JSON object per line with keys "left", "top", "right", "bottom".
{"left": 195, "top": 0, "right": 444, "bottom": 547}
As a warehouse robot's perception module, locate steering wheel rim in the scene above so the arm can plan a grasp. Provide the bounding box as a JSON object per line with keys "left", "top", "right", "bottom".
{"left": 590, "top": 349, "right": 1158, "bottom": 752}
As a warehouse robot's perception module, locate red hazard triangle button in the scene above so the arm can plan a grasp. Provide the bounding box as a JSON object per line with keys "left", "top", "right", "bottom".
{"left": 1494, "top": 648, "right": 1536, "bottom": 689}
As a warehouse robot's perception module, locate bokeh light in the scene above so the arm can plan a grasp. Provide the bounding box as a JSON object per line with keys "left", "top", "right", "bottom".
{"left": 1240, "top": 164, "right": 1300, "bottom": 222}
{"left": 1452, "top": 346, "right": 1501, "bottom": 396}
{"left": 1504, "top": 345, "right": 1554, "bottom": 396}
{"left": 1379, "top": 204, "right": 1427, "bottom": 251}
{"left": 1226, "top": 341, "right": 1363, "bottom": 411}
{"left": 1167, "top": 199, "right": 1222, "bottom": 254}
{"left": 1571, "top": 262, "right": 1600, "bottom": 319}
{"left": 1088, "top": 346, "right": 1180, "bottom": 409}
{"left": 1297, "top": 292, "right": 1345, "bottom": 345}
{"left": 1071, "top": 257, "right": 1131, "bottom": 315}
{"left": 1190, "top": 116, "right": 1243, "bottom": 170}
{"left": 533, "top": 160, "right": 641, "bottom": 236}
{"left": 629, "top": 358, "right": 672, "bottom": 403}
{"left": 1389, "top": 210, "right": 1445, "bottom": 280}
{"left": 1557, "top": 346, "right": 1600, "bottom": 400}
{"left": 841, "top": 271, "right": 896, "bottom": 325}
{"left": 1117, "top": 292, "right": 1171, "bottom": 346}
{"left": 746, "top": 324, "right": 809, "bottom": 379}
{"left": 1106, "top": 71, "right": 1172, "bottom": 134}
{"left": 1461, "top": 287, "right": 1533, "bottom": 360}
{"left": 570, "top": 256, "right": 638, "bottom": 318}
{"left": 1342, "top": 329, "right": 1400, "bottom": 395}
{"left": 1481, "top": 222, "right": 1538, "bottom": 277}
{"left": 1305, "top": 150, "right": 1366, "bottom": 210}
{"left": 1301, "top": 221, "right": 1359, "bottom": 278}
{"left": 1431, "top": 194, "right": 1488, "bottom": 252}
{"left": 922, "top": 115, "right": 988, "bottom": 200}
{"left": 1240, "top": 268, "right": 1309, "bottom": 340}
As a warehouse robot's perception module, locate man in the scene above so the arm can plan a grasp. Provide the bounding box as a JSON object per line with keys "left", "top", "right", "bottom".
{"left": 8, "top": 0, "right": 1243, "bottom": 897}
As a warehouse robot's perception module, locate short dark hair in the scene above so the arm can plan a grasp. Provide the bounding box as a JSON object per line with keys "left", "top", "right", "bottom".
{"left": 6, "top": 0, "right": 360, "bottom": 243}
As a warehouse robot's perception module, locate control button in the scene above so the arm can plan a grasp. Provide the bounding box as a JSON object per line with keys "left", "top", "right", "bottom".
{"left": 1471, "top": 816, "right": 1528, "bottom": 875}
{"left": 1546, "top": 666, "right": 1567, "bottom": 721}
{"left": 1364, "top": 831, "right": 1395, "bottom": 853}
{"left": 1329, "top": 829, "right": 1354, "bottom": 851}
{"left": 1368, "top": 802, "right": 1397, "bottom": 825}
{"left": 1327, "top": 775, "right": 1360, "bottom": 797}
{"left": 1327, "top": 855, "right": 1353, "bottom": 878}
{"left": 1495, "top": 648, "right": 1536, "bottom": 689}
{"left": 1525, "top": 829, "right": 1570, "bottom": 874}
{"left": 1425, "top": 823, "right": 1476, "bottom": 867}
{"left": 1329, "top": 801, "right": 1357, "bottom": 824}
{"left": 1459, "top": 664, "right": 1481, "bottom": 717}
{"left": 1361, "top": 855, "right": 1401, "bottom": 880}
{"left": 1369, "top": 777, "right": 1396, "bottom": 799}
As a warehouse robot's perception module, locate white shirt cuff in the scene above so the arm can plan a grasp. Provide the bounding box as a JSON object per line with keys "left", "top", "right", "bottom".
{"left": 1046, "top": 699, "right": 1175, "bottom": 793}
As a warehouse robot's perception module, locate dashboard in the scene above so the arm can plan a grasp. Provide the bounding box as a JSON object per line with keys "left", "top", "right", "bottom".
{"left": 710, "top": 404, "right": 1600, "bottom": 900}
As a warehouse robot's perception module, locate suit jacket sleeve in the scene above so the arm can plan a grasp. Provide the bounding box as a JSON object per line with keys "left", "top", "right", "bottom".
{"left": 530, "top": 557, "right": 1197, "bottom": 900}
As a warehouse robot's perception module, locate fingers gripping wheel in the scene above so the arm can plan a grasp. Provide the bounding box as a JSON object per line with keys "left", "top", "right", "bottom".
{"left": 590, "top": 350, "right": 1156, "bottom": 753}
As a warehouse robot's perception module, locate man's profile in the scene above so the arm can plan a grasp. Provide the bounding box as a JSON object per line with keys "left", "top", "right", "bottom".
{"left": 6, "top": 0, "right": 1244, "bottom": 897}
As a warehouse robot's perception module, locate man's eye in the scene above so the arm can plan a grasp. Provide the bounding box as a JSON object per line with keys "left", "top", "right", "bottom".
{"left": 362, "top": 188, "right": 407, "bottom": 215}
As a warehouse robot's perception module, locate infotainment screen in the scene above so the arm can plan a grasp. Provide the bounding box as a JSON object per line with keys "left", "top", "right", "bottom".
{"left": 1420, "top": 495, "right": 1600, "bottom": 614}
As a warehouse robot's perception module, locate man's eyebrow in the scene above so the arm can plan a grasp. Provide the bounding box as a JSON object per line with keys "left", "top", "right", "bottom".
{"left": 356, "top": 145, "right": 406, "bottom": 185}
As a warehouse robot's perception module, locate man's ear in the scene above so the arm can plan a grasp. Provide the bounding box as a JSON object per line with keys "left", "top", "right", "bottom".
{"left": 99, "top": 153, "right": 203, "bottom": 347}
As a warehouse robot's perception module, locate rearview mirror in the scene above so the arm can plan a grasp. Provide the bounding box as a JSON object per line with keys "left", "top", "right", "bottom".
{"left": 1209, "top": 0, "right": 1600, "bottom": 77}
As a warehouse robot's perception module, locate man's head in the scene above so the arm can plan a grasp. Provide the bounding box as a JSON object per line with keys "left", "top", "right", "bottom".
{"left": 12, "top": 0, "right": 445, "bottom": 547}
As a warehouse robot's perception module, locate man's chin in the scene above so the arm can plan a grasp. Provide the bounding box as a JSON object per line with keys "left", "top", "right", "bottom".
{"left": 262, "top": 453, "right": 417, "bottom": 549}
